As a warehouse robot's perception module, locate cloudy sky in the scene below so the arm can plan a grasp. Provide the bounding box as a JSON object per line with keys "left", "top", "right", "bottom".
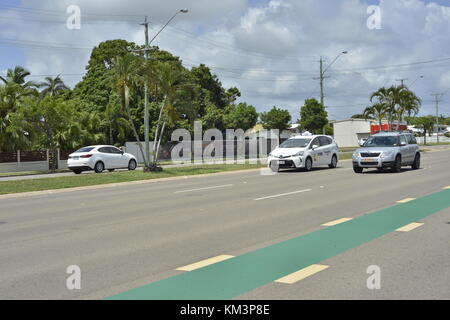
{"left": 1, "top": 0, "right": 449, "bottom": 121}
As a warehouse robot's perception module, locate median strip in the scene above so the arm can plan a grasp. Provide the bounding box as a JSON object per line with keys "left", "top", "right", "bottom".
{"left": 275, "top": 264, "right": 329, "bottom": 284}
{"left": 176, "top": 255, "right": 235, "bottom": 272}
{"left": 254, "top": 189, "right": 311, "bottom": 201}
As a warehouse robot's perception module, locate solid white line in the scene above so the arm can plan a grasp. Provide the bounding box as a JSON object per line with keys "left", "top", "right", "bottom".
{"left": 174, "top": 184, "right": 234, "bottom": 194}
{"left": 254, "top": 189, "right": 311, "bottom": 201}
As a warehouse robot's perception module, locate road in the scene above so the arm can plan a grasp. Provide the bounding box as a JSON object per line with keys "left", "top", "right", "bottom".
{"left": 0, "top": 149, "right": 449, "bottom": 299}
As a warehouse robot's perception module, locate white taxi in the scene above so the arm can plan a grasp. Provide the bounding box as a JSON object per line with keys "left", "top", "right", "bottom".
{"left": 268, "top": 135, "right": 339, "bottom": 172}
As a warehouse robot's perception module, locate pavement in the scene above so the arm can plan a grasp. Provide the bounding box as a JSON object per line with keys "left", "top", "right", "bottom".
{"left": 0, "top": 149, "right": 449, "bottom": 299}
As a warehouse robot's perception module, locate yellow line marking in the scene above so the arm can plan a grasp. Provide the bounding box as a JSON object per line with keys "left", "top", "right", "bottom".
{"left": 176, "top": 255, "right": 235, "bottom": 272}
{"left": 397, "top": 198, "right": 416, "bottom": 203}
{"left": 322, "top": 218, "right": 353, "bottom": 227}
{"left": 444, "top": 186, "right": 450, "bottom": 190}
{"left": 396, "top": 222, "right": 424, "bottom": 232}
{"left": 275, "top": 264, "right": 329, "bottom": 284}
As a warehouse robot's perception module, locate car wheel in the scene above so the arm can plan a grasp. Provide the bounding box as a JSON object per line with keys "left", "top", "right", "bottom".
{"left": 391, "top": 155, "right": 402, "bottom": 173}
{"left": 94, "top": 161, "right": 104, "bottom": 173}
{"left": 411, "top": 154, "right": 420, "bottom": 170}
{"left": 128, "top": 159, "right": 137, "bottom": 171}
{"left": 73, "top": 169, "right": 82, "bottom": 175}
{"left": 353, "top": 166, "right": 363, "bottom": 174}
{"left": 305, "top": 157, "right": 313, "bottom": 172}
{"left": 328, "top": 155, "right": 338, "bottom": 169}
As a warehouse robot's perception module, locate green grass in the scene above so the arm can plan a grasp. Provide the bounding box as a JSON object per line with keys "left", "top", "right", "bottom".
{"left": 0, "top": 169, "right": 70, "bottom": 177}
{"left": 0, "top": 163, "right": 265, "bottom": 195}
{"left": 0, "top": 171, "right": 41, "bottom": 177}
{"left": 339, "top": 153, "right": 353, "bottom": 160}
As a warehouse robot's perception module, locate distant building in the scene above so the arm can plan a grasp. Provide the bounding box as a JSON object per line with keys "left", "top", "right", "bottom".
{"left": 333, "top": 119, "right": 372, "bottom": 147}
{"left": 333, "top": 119, "right": 409, "bottom": 147}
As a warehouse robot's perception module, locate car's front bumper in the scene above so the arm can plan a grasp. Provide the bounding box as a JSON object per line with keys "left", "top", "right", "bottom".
{"left": 268, "top": 156, "right": 304, "bottom": 169}
{"left": 353, "top": 158, "right": 395, "bottom": 168}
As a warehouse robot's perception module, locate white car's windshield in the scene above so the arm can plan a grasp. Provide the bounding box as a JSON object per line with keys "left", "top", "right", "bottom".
{"left": 364, "top": 136, "right": 399, "bottom": 147}
{"left": 279, "top": 139, "right": 311, "bottom": 148}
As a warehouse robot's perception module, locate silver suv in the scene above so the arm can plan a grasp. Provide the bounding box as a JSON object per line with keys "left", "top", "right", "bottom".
{"left": 352, "top": 132, "right": 420, "bottom": 173}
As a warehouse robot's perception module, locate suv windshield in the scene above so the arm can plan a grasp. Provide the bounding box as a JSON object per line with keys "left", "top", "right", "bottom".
{"left": 363, "top": 136, "right": 399, "bottom": 147}
{"left": 279, "top": 139, "right": 311, "bottom": 148}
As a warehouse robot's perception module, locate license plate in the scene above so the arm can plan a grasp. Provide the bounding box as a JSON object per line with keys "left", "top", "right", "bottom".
{"left": 362, "top": 158, "right": 374, "bottom": 162}
{"left": 73, "top": 156, "right": 79, "bottom": 160}
{"left": 278, "top": 161, "right": 286, "bottom": 165}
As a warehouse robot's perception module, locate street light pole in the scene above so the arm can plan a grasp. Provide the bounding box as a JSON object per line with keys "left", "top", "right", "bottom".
{"left": 431, "top": 93, "right": 444, "bottom": 144}
{"left": 141, "top": 17, "right": 150, "bottom": 168}
{"left": 139, "top": 9, "right": 188, "bottom": 168}
{"left": 409, "top": 75, "right": 424, "bottom": 88}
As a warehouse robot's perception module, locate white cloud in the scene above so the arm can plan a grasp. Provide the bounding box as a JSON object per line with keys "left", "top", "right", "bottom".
{"left": 1, "top": 0, "right": 450, "bottom": 119}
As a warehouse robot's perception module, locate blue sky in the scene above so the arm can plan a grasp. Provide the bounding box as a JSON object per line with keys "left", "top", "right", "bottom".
{"left": 1, "top": 0, "right": 450, "bottom": 119}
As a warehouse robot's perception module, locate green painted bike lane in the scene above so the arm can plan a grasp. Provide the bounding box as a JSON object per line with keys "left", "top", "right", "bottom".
{"left": 107, "top": 188, "right": 450, "bottom": 300}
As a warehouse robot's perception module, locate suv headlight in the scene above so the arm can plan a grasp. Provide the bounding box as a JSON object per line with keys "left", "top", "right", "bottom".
{"left": 352, "top": 152, "right": 359, "bottom": 158}
{"left": 293, "top": 151, "right": 304, "bottom": 157}
{"left": 381, "top": 151, "right": 395, "bottom": 159}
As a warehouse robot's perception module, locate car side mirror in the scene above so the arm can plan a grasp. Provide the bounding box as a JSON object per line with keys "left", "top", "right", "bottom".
{"left": 120, "top": 151, "right": 124, "bottom": 155}
{"left": 312, "top": 145, "right": 319, "bottom": 150}
{"left": 400, "top": 142, "right": 407, "bottom": 147}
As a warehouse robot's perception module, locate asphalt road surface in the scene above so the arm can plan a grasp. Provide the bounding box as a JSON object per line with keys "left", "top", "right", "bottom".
{"left": 1, "top": 149, "right": 449, "bottom": 300}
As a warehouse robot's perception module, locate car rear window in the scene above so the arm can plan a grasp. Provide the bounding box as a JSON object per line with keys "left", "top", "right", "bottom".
{"left": 75, "top": 147, "right": 95, "bottom": 153}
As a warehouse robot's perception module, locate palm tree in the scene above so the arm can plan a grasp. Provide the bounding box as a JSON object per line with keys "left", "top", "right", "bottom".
{"left": 112, "top": 53, "right": 147, "bottom": 167}
{"left": 396, "top": 89, "right": 421, "bottom": 124}
{"left": 370, "top": 85, "right": 421, "bottom": 131}
{"left": 39, "top": 75, "right": 69, "bottom": 97}
{"left": 370, "top": 87, "right": 396, "bottom": 129}
{"left": 147, "top": 62, "right": 196, "bottom": 168}
{"left": 363, "top": 103, "right": 388, "bottom": 133}
{"left": 0, "top": 66, "right": 38, "bottom": 90}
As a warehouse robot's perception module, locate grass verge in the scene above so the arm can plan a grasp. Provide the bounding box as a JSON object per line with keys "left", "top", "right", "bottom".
{"left": 0, "top": 163, "right": 264, "bottom": 195}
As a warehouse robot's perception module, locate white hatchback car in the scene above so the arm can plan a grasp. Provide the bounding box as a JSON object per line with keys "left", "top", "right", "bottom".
{"left": 268, "top": 135, "right": 339, "bottom": 172}
{"left": 67, "top": 145, "right": 138, "bottom": 174}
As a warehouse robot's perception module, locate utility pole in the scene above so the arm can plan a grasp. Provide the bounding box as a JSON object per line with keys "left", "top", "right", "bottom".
{"left": 140, "top": 16, "right": 150, "bottom": 168}
{"left": 431, "top": 93, "right": 444, "bottom": 144}
{"left": 315, "top": 52, "right": 348, "bottom": 134}
{"left": 396, "top": 78, "right": 408, "bottom": 87}
{"left": 319, "top": 57, "right": 325, "bottom": 107}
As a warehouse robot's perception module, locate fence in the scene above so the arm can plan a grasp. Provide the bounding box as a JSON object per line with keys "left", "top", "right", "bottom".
{"left": 0, "top": 149, "right": 70, "bottom": 173}
{"left": 125, "top": 138, "right": 282, "bottom": 164}
{"left": 416, "top": 136, "right": 450, "bottom": 144}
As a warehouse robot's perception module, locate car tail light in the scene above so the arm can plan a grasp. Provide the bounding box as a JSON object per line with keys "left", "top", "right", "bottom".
{"left": 80, "top": 154, "right": 93, "bottom": 158}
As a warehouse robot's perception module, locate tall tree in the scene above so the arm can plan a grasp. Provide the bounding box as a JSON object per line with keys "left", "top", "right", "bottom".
{"left": 39, "top": 75, "right": 69, "bottom": 97}
{"left": 223, "top": 102, "right": 258, "bottom": 132}
{"left": 147, "top": 61, "right": 197, "bottom": 167}
{"left": 363, "top": 103, "right": 388, "bottom": 132}
{"left": 0, "top": 66, "right": 38, "bottom": 90}
{"left": 260, "top": 106, "right": 292, "bottom": 131}
{"left": 299, "top": 98, "right": 328, "bottom": 134}
{"left": 112, "top": 53, "right": 147, "bottom": 166}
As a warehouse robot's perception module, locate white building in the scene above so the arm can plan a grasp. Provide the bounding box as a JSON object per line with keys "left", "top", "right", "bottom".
{"left": 332, "top": 119, "right": 372, "bottom": 148}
